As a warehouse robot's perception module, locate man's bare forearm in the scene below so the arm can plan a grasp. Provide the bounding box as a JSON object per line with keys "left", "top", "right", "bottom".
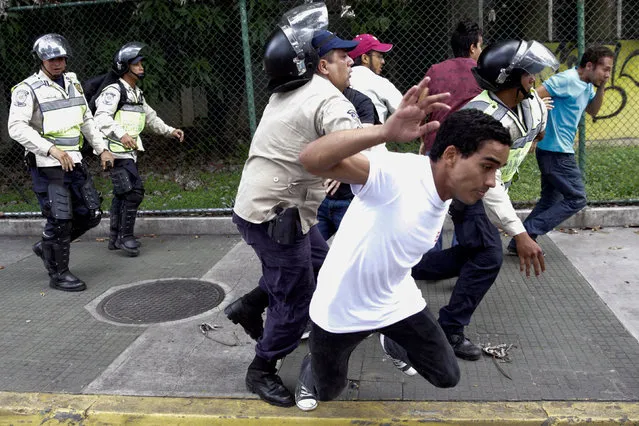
{"left": 299, "top": 125, "right": 385, "bottom": 174}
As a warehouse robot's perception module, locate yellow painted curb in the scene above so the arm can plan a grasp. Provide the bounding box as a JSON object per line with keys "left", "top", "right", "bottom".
{"left": 0, "top": 392, "right": 638, "bottom": 425}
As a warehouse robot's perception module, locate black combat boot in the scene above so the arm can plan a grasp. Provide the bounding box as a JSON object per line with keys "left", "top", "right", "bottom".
{"left": 115, "top": 202, "right": 139, "bottom": 257}
{"left": 108, "top": 198, "right": 121, "bottom": 251}
{"left": 447, "top": 333, "right": 482, "bottom": 361}
{"left": 41, "top": 238, "right": 86, "bottom": 292}
{"left": 32, "top": 240, "right": 44, "bottom": 260}
{"left": 245, "top": 355, "right": 294, "bottom": 407}
{"left": 224, "top": 286, "right": 269, "bottom": 340}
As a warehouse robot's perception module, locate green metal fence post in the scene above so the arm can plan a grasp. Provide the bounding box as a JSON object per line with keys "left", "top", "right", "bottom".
{"left": 577, "top": 0, "right": 586, "bottom": 175}
{"left": 239, "top": 0, "right": 257, "bottom": 138}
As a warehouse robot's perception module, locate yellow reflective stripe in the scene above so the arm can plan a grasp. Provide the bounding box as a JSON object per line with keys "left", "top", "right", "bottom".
{"left": 114, "top": 109, "right": 146, "bottom": 139}
{"left": 107, "top": 137, "right": 137, "bottom": 153}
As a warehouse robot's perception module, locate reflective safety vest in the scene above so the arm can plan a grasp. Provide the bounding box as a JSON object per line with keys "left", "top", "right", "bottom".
{"left": 463, "top": 90, "right": 545, "bottom": 186}
{"left": 21, "top": 74, "right": 87, "bottom": 152}
{"left": 107, "top": 98, "right": 146, "bottom": 153}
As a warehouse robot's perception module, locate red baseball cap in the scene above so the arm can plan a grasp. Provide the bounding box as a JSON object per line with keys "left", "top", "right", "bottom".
{"left": 348, "top": 34, "right": 393, "bottom": 60}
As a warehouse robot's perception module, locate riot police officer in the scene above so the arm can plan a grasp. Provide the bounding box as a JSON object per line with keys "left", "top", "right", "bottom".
{"left": 93, "top": 42, "right": 184, "bottom": 257}
{"left": 8, "top": 33, "right": 114, "bottom": 292}
{"left": 408, "top": 40, "right": 558, "bottom": 361}
{"left": 224, "top": 3, "right": 362, "bottom": 407}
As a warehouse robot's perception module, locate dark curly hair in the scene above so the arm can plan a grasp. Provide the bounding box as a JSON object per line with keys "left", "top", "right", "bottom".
{"left": 429, "top": 109, "right": 512, "bottom": 161}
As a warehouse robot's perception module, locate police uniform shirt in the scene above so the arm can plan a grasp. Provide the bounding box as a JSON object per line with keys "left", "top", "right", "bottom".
{"left": 468, "top": 89, "right": 547, "bottom": 237}
{"left": 233, "top": 74, "right": 363, "bottom": 234}
{"left": 94, "top": 78, "right": 175, "bottom": 161}
{"left": 8, "top": 70, "right": 107, "bottom": 168}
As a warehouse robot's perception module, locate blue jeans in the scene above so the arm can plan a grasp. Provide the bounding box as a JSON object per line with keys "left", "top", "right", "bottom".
{"left": 522, "top": 149, "right": 587, "bottom": 238}
{"left": 316, "top": 197, "right": 352, "bottom": 241}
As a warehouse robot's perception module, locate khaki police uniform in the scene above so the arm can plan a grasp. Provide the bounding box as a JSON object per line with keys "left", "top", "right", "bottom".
{"left": 233, "top": 73, "right": 361, "bottom": 362}
{"left": 93, "top": 77, "right": 176, "bottom": 254}
{"left": 8, "top": 69, "right": 108, "bottom": 289}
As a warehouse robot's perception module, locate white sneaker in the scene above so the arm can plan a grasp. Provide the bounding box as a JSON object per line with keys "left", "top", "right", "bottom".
{"left": 301, "top": 322, "right": 311, "bottom": 340}
{"left": 379, "top": 334, "right": 417, "bottom": 376}
{"left": 295, "top": 381, "right": 318, "bottom": 411}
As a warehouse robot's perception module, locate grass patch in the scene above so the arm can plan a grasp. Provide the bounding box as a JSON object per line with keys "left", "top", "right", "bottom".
{"left": 1, "top": 146, "right": 637, "bottom": 213}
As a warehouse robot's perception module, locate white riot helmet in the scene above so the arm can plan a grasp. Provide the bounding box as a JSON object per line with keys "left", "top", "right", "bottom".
{"left": 32, "top": 33, "right": 71, "bottom": 61}
{"left": 113, "top": 42, "right": 147, "bottom": 77}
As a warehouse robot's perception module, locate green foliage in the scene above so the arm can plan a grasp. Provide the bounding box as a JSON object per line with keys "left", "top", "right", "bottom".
{"left": 508, "top": 146, "right": 639, "bottom": 203}
{"left": 3, "top": 146, "right": 637, "bottom": 214}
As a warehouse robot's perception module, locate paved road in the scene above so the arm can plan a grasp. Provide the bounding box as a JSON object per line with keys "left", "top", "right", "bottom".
{"left": 0, "top": 221, "right": 637, "bottom": 424}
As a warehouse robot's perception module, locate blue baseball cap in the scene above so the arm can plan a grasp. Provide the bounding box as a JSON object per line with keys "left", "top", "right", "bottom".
{"left": 312, "top": 30, "right": 359, "bottom": 58}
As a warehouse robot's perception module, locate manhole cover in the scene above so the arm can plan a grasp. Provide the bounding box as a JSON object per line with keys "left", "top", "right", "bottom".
{"left": 97, "top": 279, "right": 225, "bottom": 324}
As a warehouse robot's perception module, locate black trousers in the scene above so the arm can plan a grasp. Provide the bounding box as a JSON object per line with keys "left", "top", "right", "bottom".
{"left": 299, "top": 307, "right": 460, "bottom": 401}
{"left": 233, "top": 213, "right": 328, "bottom": 362}
{"left": 412, "top": 199, "right": 503, "bottom": 335}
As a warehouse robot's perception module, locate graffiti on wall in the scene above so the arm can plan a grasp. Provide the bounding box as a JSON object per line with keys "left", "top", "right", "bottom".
{"left": 545, "top": 40, "right": 639, "bottom": 141}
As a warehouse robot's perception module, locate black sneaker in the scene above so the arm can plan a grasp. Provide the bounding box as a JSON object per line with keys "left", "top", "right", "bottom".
{"left": 379, "top": 334, "right": 417, "bottom": 376}
{"left": 447, "top": 334, "right": 481, "bottom": 361}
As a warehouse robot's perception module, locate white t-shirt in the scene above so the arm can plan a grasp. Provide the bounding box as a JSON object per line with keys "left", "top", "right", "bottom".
{"left": 309, "top": 150, "right": 450, "bottom": 333}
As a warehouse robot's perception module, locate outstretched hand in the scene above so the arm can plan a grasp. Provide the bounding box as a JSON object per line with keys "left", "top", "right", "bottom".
{"left": 381, "top": 76, "right": 450, "bottom": 144}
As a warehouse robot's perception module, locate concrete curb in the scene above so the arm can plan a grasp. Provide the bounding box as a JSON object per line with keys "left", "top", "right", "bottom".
{"left": 2, "top": 206, "right": 638, "bottom": 237}
{"left": 0, "top": 392, "right": 637, "bottom": 425}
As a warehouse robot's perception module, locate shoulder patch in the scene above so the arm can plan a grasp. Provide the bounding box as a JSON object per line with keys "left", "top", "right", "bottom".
{"left": 101, "top": 91, "right": 117, "bottom": 105}
{"left": 13, "top": 89, "right": 30, "bottom": 107}
{"left": 74, "top": 82, "right": 83, "bottom": 94}
{"left": 347, "top": 108, "right": 360, "bottom": 121}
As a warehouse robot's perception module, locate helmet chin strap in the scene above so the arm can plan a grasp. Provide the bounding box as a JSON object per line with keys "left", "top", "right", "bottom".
{"left": 127, "top": 70, "right": 145, "bottom": 80}
{"left": 518, "top": 84, "right": 533, "bottom": 100}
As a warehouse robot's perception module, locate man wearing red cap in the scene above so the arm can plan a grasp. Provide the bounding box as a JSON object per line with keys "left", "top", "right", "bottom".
{"left": 348, "top": 34, "right": 402, "bottom": 124}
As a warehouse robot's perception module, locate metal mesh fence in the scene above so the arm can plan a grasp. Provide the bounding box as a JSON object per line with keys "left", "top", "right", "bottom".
{"left": 1, "top": 0, "right": 637, "bottom": 216}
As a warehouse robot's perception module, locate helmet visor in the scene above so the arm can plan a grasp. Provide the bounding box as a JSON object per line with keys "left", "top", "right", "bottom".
{"left": 512, "top": 40, "right": 559, "bottom": 76}
{"left": 34, "top": 34, "right": 71, "bottom": 61}
{"left": 279, "top": 2, "right": 328, "bottom": 61}
{"left": 116, "top": 42, "right": 147, "bottom": 64}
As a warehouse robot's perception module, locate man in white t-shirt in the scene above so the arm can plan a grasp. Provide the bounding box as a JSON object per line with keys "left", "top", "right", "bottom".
{"left": 347, "top": 33, "right": 403, "bottom": 123}
{"left": 293, "top": 84, "right": 513, "bottom": 411}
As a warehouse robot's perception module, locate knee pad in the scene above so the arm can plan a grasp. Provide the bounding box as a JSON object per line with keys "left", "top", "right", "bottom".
{"left": 87, "top": 209, "right": 102, "bottom": 229}
{"left": 45, "top": 220, "right": 73, "bottom": 241}
{"left": 46, "top": 183, "right": 72, "bottom": 220}
{"left": 80, "top": 176, "right": 102, "bottom": 210}
{"left": 124, "top": 187, "right": 145, "bottom": 207}
{"left": 110, "top": 167, "right": 134, "bottom": 196}
{"left": 70, "top": 210, "right": 101, "bottom": 241}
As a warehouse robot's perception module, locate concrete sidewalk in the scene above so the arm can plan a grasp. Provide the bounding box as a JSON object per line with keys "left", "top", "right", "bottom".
{"left": 0, "top": 212, "right": 638, "bottom": 424}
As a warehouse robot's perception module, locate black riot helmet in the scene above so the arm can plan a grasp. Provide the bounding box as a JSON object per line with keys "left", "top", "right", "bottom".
{"left": 263, "top": 2, "right": 328, "bottom": 93}
{"left": 113, "top": 42, "right": 147, "bottom": 77}
{"left": 472, "top": 39, "right": 559, "bottom": 95}
{"left": 32, "top": 33, "right": 72, "bottom": 61}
